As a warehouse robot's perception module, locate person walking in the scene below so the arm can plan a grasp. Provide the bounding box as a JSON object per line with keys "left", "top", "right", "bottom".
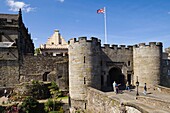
{"left": 143, "top": 83, "right": 147, "bottom": 95}
{"left": 113, "top": 81, "right": 116, "bottom": 93}
{"left": 126, "top": 82, "right": 130, "bottom": 91}
{"left": 4, "top": 89, "right": 7, "bottom": 97}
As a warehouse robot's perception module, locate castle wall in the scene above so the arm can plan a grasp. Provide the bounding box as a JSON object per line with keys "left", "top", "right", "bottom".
{"left": 68, "top": 37, "right": 102, "bottom": 109}
{"left": 101, "top": 44, "right": 133, "bottom": 88}
{"left": 161, "top": 59, "right": 170, "bottom": 87}
{"left": 0, "top": 60, "right": 19, "bottom": 87}
{"left": 20, "top": 55, "right": 69, "bottom": 91}
{"left": 133, "top": 42, "right": 162, "bottom": 87}
{"left": 0, "top": 47, "right": 19, "bottom": 87}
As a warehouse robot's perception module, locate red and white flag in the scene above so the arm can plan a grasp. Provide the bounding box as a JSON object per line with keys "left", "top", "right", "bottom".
{"left": 97, "top": 8, "right": 105, "bottom": 14}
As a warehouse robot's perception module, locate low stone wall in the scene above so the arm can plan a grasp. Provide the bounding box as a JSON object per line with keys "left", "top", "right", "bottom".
{"left": 86, "top": 87, "right": 142, "bottom": 113}
{"left": 136, "top": 96, "right": 170, "bottom": 111}
{"left": 155, "top": 85, "right": 170, "bottom": 94}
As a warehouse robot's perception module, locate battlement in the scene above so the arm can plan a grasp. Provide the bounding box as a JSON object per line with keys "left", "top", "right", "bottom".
{"left": 102, "top": 44, "right": 133, "bottom": 50}
{"left": 133, "top": 42, "right": 163, "bottom": 48}
{"left": 68, "top": 37, "right": 101, "bottom": 44}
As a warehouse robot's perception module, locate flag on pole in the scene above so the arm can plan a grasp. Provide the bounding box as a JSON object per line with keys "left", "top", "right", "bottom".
{"left": 97, "top": 7, "right": 107, "bottom": 44}
{"left": 97, "top": 8, "right": 105, "bottom": 14}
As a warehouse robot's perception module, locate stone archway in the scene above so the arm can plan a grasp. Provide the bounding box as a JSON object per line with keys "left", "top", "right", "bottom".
{"left": 43, "top": 72, "right": 50, "bottom": 81}
{"left": 109, "top": 67, "right": 125, "bottom": 87}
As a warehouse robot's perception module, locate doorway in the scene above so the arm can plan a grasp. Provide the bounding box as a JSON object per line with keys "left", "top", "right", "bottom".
{"left": 108, "top": 67, "right": 125, "bottom": 86}
{"left": 43, "top": 72, "right": 50, "bottom": 81}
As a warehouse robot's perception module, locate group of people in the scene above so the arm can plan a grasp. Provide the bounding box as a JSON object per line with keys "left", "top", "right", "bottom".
{"left": 112, "top": 81, "right": 147, "bottom": 95}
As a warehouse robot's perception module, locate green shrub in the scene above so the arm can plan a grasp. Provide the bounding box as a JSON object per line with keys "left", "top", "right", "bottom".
{"left": 44, "top": 99, "right": 63, "bottom": 112}
{"left": 20, "top": 96, "right": 39, "bottom": 113}
{"left": 0, "top": 106, "right": 5, "bottom": 113}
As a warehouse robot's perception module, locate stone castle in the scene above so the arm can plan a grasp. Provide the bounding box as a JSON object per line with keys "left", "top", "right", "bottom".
{"left": 1, "top": 10, "right": 170, "bottom": 112}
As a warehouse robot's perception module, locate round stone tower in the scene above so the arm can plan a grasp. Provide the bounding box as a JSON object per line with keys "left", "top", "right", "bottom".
{"left": 133, "top": 42, "right": 162, "bottom": 88}
{"left": 68, "top": 37, "right": 101, "bottom": 110}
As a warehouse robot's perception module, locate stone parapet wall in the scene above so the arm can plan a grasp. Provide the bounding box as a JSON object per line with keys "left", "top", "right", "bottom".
{"left": 136, "top": 96, "right": 170, "bottom": 111}
{"left": 155, "top": 85, "right": 170, "bottom": 94}
{"left": 86, "top": 87, "right": 142, "bottom": 113}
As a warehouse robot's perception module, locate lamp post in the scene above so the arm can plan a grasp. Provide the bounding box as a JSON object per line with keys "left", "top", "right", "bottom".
{"left": 136, "top": 76, "right": 139, "bottom": 96}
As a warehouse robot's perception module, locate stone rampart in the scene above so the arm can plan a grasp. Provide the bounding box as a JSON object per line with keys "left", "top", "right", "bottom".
{"left": 133, "top": 42, "right": 162, "bottom": 87}
{"left": 20, "top": 55, "right": 68, "bottom": 91}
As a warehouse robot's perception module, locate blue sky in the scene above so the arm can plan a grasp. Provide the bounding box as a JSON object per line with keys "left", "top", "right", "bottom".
{"left": 1, "top": 0, "right": 170, "bottom": 49}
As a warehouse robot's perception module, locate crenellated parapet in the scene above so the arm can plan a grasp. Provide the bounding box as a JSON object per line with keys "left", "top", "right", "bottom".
{"left": 101, "top": 44, "right": 133, "bottom": 50}
{"left": 133, "top": 42, "right": 162, "bottom": 48}
{"left": 68, "top": 37, "right": 101, "bottom": 45}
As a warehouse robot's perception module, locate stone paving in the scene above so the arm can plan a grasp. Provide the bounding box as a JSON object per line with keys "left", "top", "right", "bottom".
{"left": 106, "top": 88, "right": 170, "bottom": 113}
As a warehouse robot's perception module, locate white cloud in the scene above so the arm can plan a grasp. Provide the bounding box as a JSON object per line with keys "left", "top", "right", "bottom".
{"left": 57, "top": 0, "right": 64, "bottom": 3}
{"left": 6, "top": 0, "right": 35, "bottom": 13}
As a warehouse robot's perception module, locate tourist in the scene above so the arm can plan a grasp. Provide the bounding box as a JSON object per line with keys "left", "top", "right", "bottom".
{"left": 143, "top": 83, "right": 147, "bottom": 95}
{"left": 126, "top": 82, "right": 130, "bottom": 91}
{"left": 4, "top": 89, "right": 7, "bottom": 97}
{"left": 113, "top": 81, "right": 116, "bottom": 93}
{"left": 115, "top": 83, "right": 119, "bottom": 94}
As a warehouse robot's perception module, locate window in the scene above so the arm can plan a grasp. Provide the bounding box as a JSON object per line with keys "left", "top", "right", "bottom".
{"left": 166, "top": 60, "right": 169, "bottom": 65}
{"left": 84, "top": 56, "right": 85, "bottom": 63}
{"left": 51, "top": 42, "right": 54, "bottom": 45}
{"left": 84, "top": 77, "right": 86, "bottom": 84}
{"left": 168, "top": 70, "right": 170, "bottom": 76}
{"left": 0, "top": 33, "right": 2, "bottom": 42}
{"left": 85, "top": 103, "right": 86, "bottom": 109}
{"left": 128, "top": 61, "right": 131, "bottom": 66}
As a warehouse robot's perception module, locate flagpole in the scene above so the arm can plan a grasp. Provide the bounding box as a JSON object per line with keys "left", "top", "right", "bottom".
{"left": 104, "top": 7, "right": 107, "bottom": 44}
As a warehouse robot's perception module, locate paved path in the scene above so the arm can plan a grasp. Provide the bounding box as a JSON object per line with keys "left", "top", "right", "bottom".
{"left": 106, "top": 88, "right": 170, "bottom": 113}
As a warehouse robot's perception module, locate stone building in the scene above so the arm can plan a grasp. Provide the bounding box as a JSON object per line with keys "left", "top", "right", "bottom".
{"left": 68, "top": 37, "right": 170, "bottom": 111}
{"left": 40, "top": 30, "right": 68, "bottom": 56}
{"left": 0, "top": 9, "right": 34, "bottom": 87}
{"left": 1, "top": 11, "right": 170, "bottom": 112}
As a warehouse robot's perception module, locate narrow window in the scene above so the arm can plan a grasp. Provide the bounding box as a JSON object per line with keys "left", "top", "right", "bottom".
{"left": 51, "top": 42, "right": 54, "bottom": 45}
{"left": 128, "top": 61, "right": 130, "bottom": 66}
{"left": 167, "top": 60, "right": 169, "bottom": 65}
{"left": 101, "top": 75, "right": 104, "bottom": 86}
{"left": 168, "top": 70, "right": 170, "bottom": 76}
{"left": 84, "top": 77, "right": 86, "bottom": 84}
{"left": 100, "top": 60, "right": 102, "bottom": 66}
{"left": 84, "top": 56, "right": 85, "bottom": 63}
{"left": 85, "top": 103, "right": 86, "bottom": 109}
{"left": 0, "top": 33, "right": 2, "bottom": 42}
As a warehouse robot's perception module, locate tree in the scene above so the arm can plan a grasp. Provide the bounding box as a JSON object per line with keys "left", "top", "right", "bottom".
{"left": 47, "top": 82, "right": 62, "bottom": 112}
{"left": 34, "top": 48, "right": 41, "bottom": 56}
{"left": 44, "top": 99, "right": 63, "bottom": 112}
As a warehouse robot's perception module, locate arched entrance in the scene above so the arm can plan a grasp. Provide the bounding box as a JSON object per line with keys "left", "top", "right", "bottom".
{"left": 108, "top": 67, "right": 125, "bottom": 87}
{"left": 43, "top": 72, "right": 50, "bottom": 81}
